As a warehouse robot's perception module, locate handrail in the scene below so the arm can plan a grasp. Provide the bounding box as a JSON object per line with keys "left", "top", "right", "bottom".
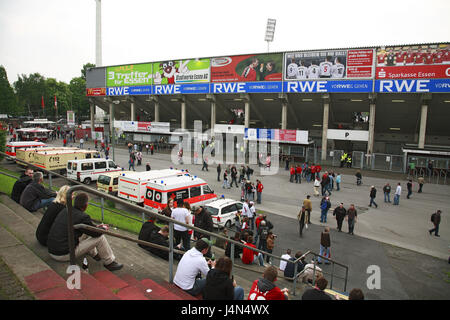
{"left": 0, "top": 150, "right": 349, "bottom": 295}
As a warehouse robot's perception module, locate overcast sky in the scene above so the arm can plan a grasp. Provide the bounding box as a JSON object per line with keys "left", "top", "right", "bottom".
{"left": 1, "top": 0, "right": 449, "bottom": 84}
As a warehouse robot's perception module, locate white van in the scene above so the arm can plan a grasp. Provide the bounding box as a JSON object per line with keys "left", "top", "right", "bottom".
{"left": 117, "top": 169, "right": 184, "bottom": 205}
{"left": 144, "top": 174, "right": 217, "bottom": 213}
{"left": 203, "top": 198, "right": 244, "bottom": 229}
{"left": 66, "top": 158, "right": 122, "bottom": 184}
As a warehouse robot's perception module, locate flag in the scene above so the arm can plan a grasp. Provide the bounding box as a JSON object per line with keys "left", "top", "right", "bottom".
{"left": 41, "top": 96, "right": 45, "bottom": 109}
{"left": 54, "top": 95, "right": 57, "bottom": 110}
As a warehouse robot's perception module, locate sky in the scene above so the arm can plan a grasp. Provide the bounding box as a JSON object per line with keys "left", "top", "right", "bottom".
{"left": 0, "top": 0, "right": 449, "bottom": 84}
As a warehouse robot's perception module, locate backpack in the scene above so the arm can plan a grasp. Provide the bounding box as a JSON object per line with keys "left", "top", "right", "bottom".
{"left": 431, "top": 213, "right": 436, "bottom": 222}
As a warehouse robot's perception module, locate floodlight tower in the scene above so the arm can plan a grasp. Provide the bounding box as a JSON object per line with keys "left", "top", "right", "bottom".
{"left": 265, "top": 18, "right": 276, "bottom": 53}
{"left": 95, "top": 0, "right": 102, "bottom": 67}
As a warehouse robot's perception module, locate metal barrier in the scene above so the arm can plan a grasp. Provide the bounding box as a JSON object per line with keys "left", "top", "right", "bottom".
{"left": 352, "top": 151, "right": 364, "bottom": 169}
{"left": 0, "top": 151, "right": 349, "bottom": 296}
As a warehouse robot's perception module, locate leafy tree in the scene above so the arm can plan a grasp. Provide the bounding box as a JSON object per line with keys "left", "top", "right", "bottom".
{"left": 14, "top": 73, "right": 47, "bottom": 117}
{"left": 0, "top": 66, "right": 19, "bottom": 115}
{"left": 81, "top": 63, "right": 96, "bottom": 81}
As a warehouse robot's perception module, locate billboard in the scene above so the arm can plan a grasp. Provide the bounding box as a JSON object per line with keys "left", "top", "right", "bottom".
{"left": 67, "top": 111, "right": 75, "bottom": 126}
{"left": 245, "top": 128, "right": 309, "bottom": 144}
{"left": 327, "top": 129, "right": 369, "bottom": 141}
{"left": 211, "top": 53, "right": 283, "bottom": 82}
{"left": 375, "top": 79, "right": 450, "bottom": 93}
{"left": 153, "top": 83, "right": 210, "bottom": 95}
{"left": 283, "top": 80, "right": 373, "bottom": 93}
{"left": 375, "top": 43, "right": 450, "bottom": 79}
{"left": 211, "top": 81, "right": 282, "bottom": 94}
{"left": 106, "top": 63, "right": 153, "bottom": 87}
{"left": 152, "top": 59, "right": 210, "bottom": 85}
{"left": 86, "top": 87, "right": 106, "bottom": 96}
{"left": 284, "top": 49, "right": 374, "bottom": 80}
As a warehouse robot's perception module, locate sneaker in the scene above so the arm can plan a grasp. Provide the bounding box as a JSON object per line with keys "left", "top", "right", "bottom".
{"left": 435, "top": 235, "right": 440, "bottom": 237}
{"left": 104, "top": 261, "right": 123, "bottom": 271}
{"left": 92, "top": 254, "right": 102, "bottom": 261}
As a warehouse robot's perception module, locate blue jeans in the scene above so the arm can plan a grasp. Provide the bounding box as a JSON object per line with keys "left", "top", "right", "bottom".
{"left": 234, "top": 286, "right": 245, "bottom": 300}
{"left": 393, "top": 194, "right": 400, "bottom": 205}
{"left": 384, "top": 192, "right": 390, "bottom": 202}
{"left": 35, "top": 197, "right": 55, "bottom": 211}
{"left": 257, "top": 192, "right": 261, "bottom": 204}
{"left": 369, "top": 197, "right": 378, "bottom": 207}
{"left": 320, "top": 209, "right": 328, "bottom": 223}
{"left": 429, "top": 224, "right": 439, "bottom": 236}
{"left": 407, "top": 189, "right": 412, "bottom": 199}
{"left": 318, "top": 245, "right": 330, "bottom": 263}
{"left": 252, "top": 253, "right": 265, "bottom": 266}
{"left": 336, "top": 182, "right": 340, "bottom": 191}
{"left": 185, "top": 278, "right": 206, "bottom": 296}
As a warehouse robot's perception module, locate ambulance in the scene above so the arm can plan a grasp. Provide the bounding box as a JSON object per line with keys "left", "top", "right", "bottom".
{"left": 15, "top": 146, "right": 79, "bottom": 167}
{"left": 66, "top": 158, "right": 122, "bottom": 184}
{"left": 33, "top": 149, "right": 101, "bottom": 174}
{"left": 144, "top": 174, "right": 218, "bottom": 213}
{"left": 5, "top": 141, "right": 47, "bottom": 161}
{"left": 117, "top": 169, "right": 184, "bottom": 205}
{"left": 97, "top": 171, "right": 134, "bottom": 196}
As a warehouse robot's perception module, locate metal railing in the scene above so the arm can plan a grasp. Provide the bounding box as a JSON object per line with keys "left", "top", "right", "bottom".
{"left": 0, "top": 151, "right": 349, "bottom": 295}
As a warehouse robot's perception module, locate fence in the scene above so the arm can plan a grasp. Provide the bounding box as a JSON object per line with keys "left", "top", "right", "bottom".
{"left": 0, "top": 151, "right": 349, "bottom": 296}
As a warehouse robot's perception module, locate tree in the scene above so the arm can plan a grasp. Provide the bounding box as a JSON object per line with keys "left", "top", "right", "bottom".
{"left": 14, "top": 73, "right": 47, "bottom": 117}
{"left": 0, "top": 66, "right": 19, "bottom": 115}
{"left": 81, "top": 63, "right": 96, "bottom": 81}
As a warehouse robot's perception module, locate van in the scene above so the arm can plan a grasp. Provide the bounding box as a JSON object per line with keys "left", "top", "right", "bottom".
{"left": 15, "top": 146, "right": 79, "bottom": 167}
{"left": 5, "top": 141, "right": 47, "bottom": 161}
{"left": 203, "top": 198, "right": 244, "bottom": 229}
{"left": 117, "top": 169, "right": 184, "bottom": 205}
{"left": 144, "top": 174, "right": 217, "bottom": 213}
{"left": 97, "top": 171, "right": 134, "bottom": 196}
{"left": 67, "top": 158, "right": 122, "bottom": 184}
{"left": 32, "top": 149, "right": 101, "bottom": 174}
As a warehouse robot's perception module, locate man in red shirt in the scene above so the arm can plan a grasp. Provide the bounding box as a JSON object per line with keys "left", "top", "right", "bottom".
{"left": 63, "top": 138, "right": 67, "bottom": 146}
{"left": 289, "top": 166, "right": 295, "bottom": 183}
{"left": 405, "top": 48, "right": 416, "bottom": 65}
{"left": 395, "top": 51, "right": 406, "bottom": 66}
{"left": 316, "top": 164, "right": 322, "bottom": 180}
{"left": 248, "top": 266, "right": 289, "bottom": 300}
{"left": 256, "top": 179, "right": 264, "bottom": 204}
{"left": 241, "top": 236, "right": 264, "bottom": 266}
{"left": 424, "top": 48, "right": 435, "bottom": 64}
{"left": 295, "top": 165, "right": 302, "bottom": 183}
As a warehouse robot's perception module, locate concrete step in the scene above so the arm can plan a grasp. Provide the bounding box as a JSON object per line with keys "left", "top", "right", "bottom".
{"left": 119, "top": 273, "right": 181, "bottom": 300}
{"left": 0, "top": 194, "right": 42, "bottom": 227}
{"left": 77, "top": 272, "right": 120, "bottom": 300}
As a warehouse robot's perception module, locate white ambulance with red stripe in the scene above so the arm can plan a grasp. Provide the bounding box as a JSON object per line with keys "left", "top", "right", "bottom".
{"left": 117, "top": 168, "right": 184, "bottom": 205}
{"left": 144, "top": 174, "right": 218, "bottom": 213}
{"left": 5, "top": 141, "right": 47, "bottom": 160}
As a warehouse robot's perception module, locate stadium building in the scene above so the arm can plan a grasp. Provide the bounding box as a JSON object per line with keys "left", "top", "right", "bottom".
{"left": 85, "top": 42, "right": 450, "bottom": 179}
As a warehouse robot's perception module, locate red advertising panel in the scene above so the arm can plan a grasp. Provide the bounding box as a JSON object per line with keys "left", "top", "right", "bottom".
{"left": 277, "top": 129, "right": 297, "bottom": 142}
{"left": 211, "top": 53, "right": 283, "bottom": 82}
{"left": 86, "top": 88, "right": 106, "bottom": 96}
{"left": 347, "top": 49, "right": 374, "bottom": 78}
{"left": 375, "top": 43, "right": 450, "bottom": 79}
{"left": 137, "top": 122, "right": 152, "bottom": 132}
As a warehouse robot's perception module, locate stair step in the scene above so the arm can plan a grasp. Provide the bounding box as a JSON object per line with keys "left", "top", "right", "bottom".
{"left": 0, "top": 194, "right": 41, "bottom": 227}
{"left": 24, "top": 269, "right": 66, "bottom": 294}
{"left": 92, "top": 270, "right": 129, "bottom": 291}
{"left": 34, "top": 285, "right": 86, "bottom": 300}
{"left": 140, "top": 278, "right": 182, "bottom": 300}
{"left": 78, "top": 272, "right": 120, "bottom": 300}
{"left": 116, "top": 285, "right": 149, "bottom": 300}
{"left": 165, "top": 282, "right": 200, "bottom": 300}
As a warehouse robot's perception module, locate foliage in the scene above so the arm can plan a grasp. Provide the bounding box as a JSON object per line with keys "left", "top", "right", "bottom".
{"left": 0, "top": 122, "right": 6, "bottom": 161}
{"left": 0, "top": 66, "right": 19, "bottom": 115}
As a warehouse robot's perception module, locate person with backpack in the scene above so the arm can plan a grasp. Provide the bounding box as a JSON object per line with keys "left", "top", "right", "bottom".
{"left": 297, "top": 206, "right": 308, "bottom": 237}
{"left": 283, "top": 251, "right": 306, "bottom": 279}
{"left": 258, "top": 220, "right": 269, "bottom": 252}
{"left": 429, "top": 210, "right": 442, "bottom": 237}
{"left": 320, "top": 196, "right": 331, "bottom": 223}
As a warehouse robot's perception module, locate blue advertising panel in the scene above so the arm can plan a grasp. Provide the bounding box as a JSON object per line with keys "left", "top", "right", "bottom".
{"left": 210, "top": 81, "right": 282, "bottom": 94}
{"left": 283, "top": 80, "right": 373, "bottom": 93}
{"left": 375, "top": 79, "right": 450, "bottom": 93}
{"left": 153, "top": 83, "right": 209, "bottom": 95}
{"left": 106, "top": 86, "right": 152, "bottom": 96}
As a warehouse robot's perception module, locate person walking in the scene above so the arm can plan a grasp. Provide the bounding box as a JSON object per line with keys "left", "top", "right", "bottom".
{"left": 383, "top": 183, "right": 391, "bottom": 203}
{"left": 290, "top": 166, "right": 295, "bottom": 183}
{"left": 303, "top": 195, "right": 312, "bottom": 225}
{"left": 222, "top": 170, "right": 230, "bottom": 189}
{"left": 256, "top": 180, "right": 263, "bottom": 204}
{"left": 394, "top": 183, "right": 401, "bottom": 205}
{"left": 314, "top": 177, "right": 321, "bottom": 197}
{"left": 369, "top": 186, "right": 378, "bottom": 208}
{"left": 355, "top": 170, "right": 362, "bottom": 186}
{"left": 202, "top": 157, "right": 209, "bottom": 171}
{"left": 79, "top": 137, "right": 84, "bottom": 149}
{"left": 297, "top": 206, "right": 308, "bottom": 237}
{"left": 295, "top": 165, "right": 302, "bottom": 183}
{"left": 239, "top": 165, "right": 246, "bottom": 184}
{"left": 418, "top": 176, "right": 425, "bottom": 193}
{"left": 145, "top": 144, "right": 149, "bottom": 155}
{"left": 128, "top": 156, "right": 136, "bottom": 171}
{"left": 407, "top": 180, "right": 413, "bottom": 199}
{"left": 346, "top": 204, "right": 357, "bottom": 235}
{"left": 318, "top": 227, "right": 331, "bottom": 264}
{"left": 150, "top": 144, "right": 154, "bottom": 155}
{"left": 336, "top": 173, "right": 341, "bottom": 191}
{"left": 230, "top": 166, "right": 238, "bottom": 188}
{"left": 429, "top": 210, "right": 441, "bottom": 237}
{"left": 217, "top": 164, "right": 221, "bottom": 181}
{"left": 320, "top": 196, "right": 331, "bottom": 223}
{"left": 333, "top": 203, "right": 346, "bottom": 232}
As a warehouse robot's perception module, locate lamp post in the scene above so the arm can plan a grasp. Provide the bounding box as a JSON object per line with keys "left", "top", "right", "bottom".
{"left": 265, "top": 18, "right": 276, "bottom": 53}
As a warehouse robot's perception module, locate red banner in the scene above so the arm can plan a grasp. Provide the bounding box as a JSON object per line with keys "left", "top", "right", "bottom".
{"left": 346, "top": 49, "right": 374, "bottom": 78}
{"left": 137, "top": 122, "right": 152, "bottom": 132}
{"left": 376, "top": 64, "right": 450, "bottom": 79}
{"left": 277, "top": 129, "right": 297, "bottom": 142}
{"left": 86, "top": 88, "right": 106, "bottom": 96}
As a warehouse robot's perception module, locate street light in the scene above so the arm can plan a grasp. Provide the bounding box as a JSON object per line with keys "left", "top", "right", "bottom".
{"left": 265, "top": 18, "right": 276, "bottom": 53}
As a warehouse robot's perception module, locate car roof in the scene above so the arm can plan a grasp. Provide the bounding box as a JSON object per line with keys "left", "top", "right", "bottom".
{"left": 69, "top": 158, "right": 111, "bottom": 163}
{"left": 204, "top": 198, "right": 241, "bottom": 209}
{"left": 7, "top": 141, "right": 47, "bottom": 146}
{"left": 99, "top": 171, "right": 133, "bottom": 178}
{"left": 146, "top": 174, "right": 206, "bottom": 188}
{"left": 120, "top": 169, "right": 183, "bottom": 181}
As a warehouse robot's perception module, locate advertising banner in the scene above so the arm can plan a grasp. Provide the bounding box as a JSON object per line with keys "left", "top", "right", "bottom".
{"left": 211, "top": 54, "right": 283, "bottom": 82}
{"left": 106, "top": 86, "right": 152, "bottom": 96}
{"left": 106, "top": 63, "right": 153, "bottom": 87}
{"left": 214, "top": 124, "right": 245, "bottom": 134}
{"left": 245, "top": 128, "right": 309, "bottom": 144}
{"left": 153, "top": 59, "right": 210, "bottom": 85}
{"left": 327, "top": 129, "right": 369, "bottom": 141}
{"left": 284, "top": 49, "right": 374, "bottom": 80}
{"left": 153, "top": 83, "right": 210, "bottom": 95}
{"left": 136, "top": 122, "right": 170, "bottom": 134}
{"left": 86, "top": 88, "right": 106, "bottom": 96}
{"left": 375, "top": 43, "right": 450, "bottom": 79}
{"left": 375, "top": 79, "right": 450, "bottom": 93}
{"left": 283, "top": 80, "right": 373, "bottom": 93}
{"left": 211, "top": 81, "right": 282, "bottom": 94}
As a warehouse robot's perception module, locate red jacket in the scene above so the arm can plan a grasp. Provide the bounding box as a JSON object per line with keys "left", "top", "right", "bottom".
{"left": 255, "top": 216, "right": 264, "bottom": 229}
{"left": 242, "top": 242, "right": 258, "bottom": 264}
{"left": 290, "top": 167, "right": 295, "bottom": 175}
{"left": 296, "top": 166, "right": 302, "bottom": 174}
{"left": 311, "top": 165, "right": 316, "bottom": 173}
{"left": 316, "top": 165, "right": 322, "bottom": 173}
{"left": 248, "top": 279, "right": 287, "bottom": 300}
{"left": 257, "top": 183, "right": 263, "bottom": 193}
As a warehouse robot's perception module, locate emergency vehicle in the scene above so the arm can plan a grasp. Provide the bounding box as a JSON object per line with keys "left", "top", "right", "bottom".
{"left": 67, "top": 158, "right": 122, "bottom": 184}
{"left": 5, "top": 141, "right": 47, "bottom": 161}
